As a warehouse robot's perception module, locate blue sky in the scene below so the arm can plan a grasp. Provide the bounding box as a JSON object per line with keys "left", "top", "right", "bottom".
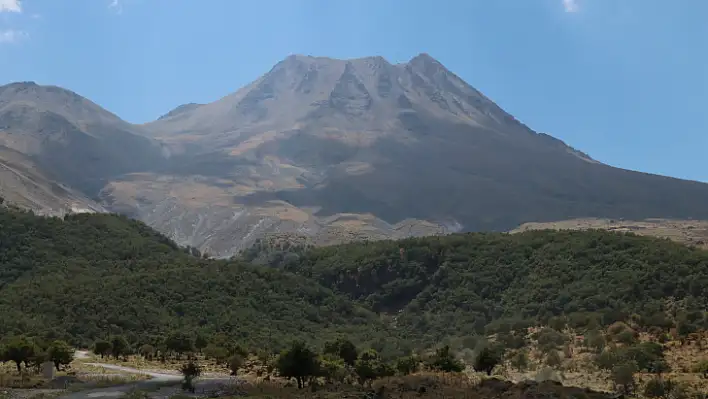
{"left": 0, "top": 0, "right": 706, "bottom": 182}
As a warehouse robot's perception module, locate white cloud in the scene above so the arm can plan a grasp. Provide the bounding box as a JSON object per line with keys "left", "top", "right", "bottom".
{"left": 0, "top": 29, "right": 28, "bottom": 43}
{"left": 109, "top": 0, "right": 123, "bottom": 14}
{"left": 563, "top": 0, "right": 580, "bottom": 13}
{"left": 0, "top": 0, "right": 21, "bottom": 13}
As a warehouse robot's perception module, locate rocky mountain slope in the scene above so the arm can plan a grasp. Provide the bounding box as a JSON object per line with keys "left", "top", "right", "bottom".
{"left": 3, "top": 54, "right": 708, "bottom": 256}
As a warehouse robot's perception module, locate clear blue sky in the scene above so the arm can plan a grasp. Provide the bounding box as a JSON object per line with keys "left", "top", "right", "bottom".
{"left": 1, "top": 0, "right": 706, "bottom": 181}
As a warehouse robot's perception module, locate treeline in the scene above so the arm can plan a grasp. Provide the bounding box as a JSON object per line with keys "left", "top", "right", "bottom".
{"left": 0, "top": 336, "right": 73, "bottom": 372}
{"left": 86, "top": 333, "right": 500, "bottom": 389}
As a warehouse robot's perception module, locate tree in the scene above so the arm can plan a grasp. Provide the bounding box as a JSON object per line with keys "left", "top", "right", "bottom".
{"left": 510, "top": 350, "right": 529, "bottom": 372}
{"left": 48, "top": 340, "right": 74, "bottom": 371}
{"left": 545, "top": 350, "right": 562, "bottom": 367}
{"left": 275, "top": 341, "right": 320, "bottom": 389}
{"left": 165, "top": 332, "right": 194, "bottom": 359}
{"left": 3, "top": 336, "right": 36, "bottom": 373}
{"left": 473, "top": 345, "right": 503, "bottom": 376}
{"left": 644, "top": 377, "right": 673, "bottom": 399}
{"left": 611, "top": 362, "right": 637, "bottom": 395}
{"left": 323, "top": 338, "right": 358, "bottom": 367}
{"left": 180, "top": 361, "right": 201, "bottom": 393}
{"left": 648, "top": 359, "right": 670, "bottom": 376}
{"left": 425, "top": 345, "right": 464, "bottom": 372}
{"left": 228, "top": 354, "right": 244, "bottom": 376}
{"left": 204, "top": 344, "right": 229, "bottom": 365}
{"left": 319, "top": 355, "right": 347, "bottom": 384}
{"left": 194, "top": 334, "right": 208, "bottom": 354}
{"left": 139, "top": 344, "right": 156, "bottom": 360}
{"left": 395, "top": 355, "right": 419, "bottom": 375}
{"left": 355, "top": 349, "right": 393, "bottom": 387}
{"left": 111, "top": 335, "right": 130, "bottom": 359}
{"left": 93, "top": 340, "right": 111, "bottom": 358}
{"left": 692, "top": 360, "right": 708, "bottom": 379}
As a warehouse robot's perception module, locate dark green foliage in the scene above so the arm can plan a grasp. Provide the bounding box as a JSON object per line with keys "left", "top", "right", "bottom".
{"left": 285, "top": 229, "right": 708, "bottom": 345}
{"left": 354, "top": 349, "right": 394, "bottom": 386}
{"left": 47, "top": 340, "right": 73, "bottom": 371}
{"left": 2, "top": 336, "right": 36, "bottom": 372}
{"left": 0, "top": 208, "right": 394, "bottom": 352}
{"left": 425, "top": 345, "right": 464, "bottom": 372}
{"left": 473, "top": 345, "right": 503, "bottom": 376}
{"left": 203, "top": 344, "right": 229, "bottom": 364}
{"left": 395, "top": 355, "right": 419, "bottom": 375}
{"left": 111, "top": 336, "right": 130, "bottom": 359}
{"left": 596, "top": 342, "right": 667, "bottom": 373}
{"left": 276, "top": 341, "right": 320, "bottom": 389}
{"left": 164, "top": 332, "right": 194, "bottom": 358}
{"left": 228, "top": 354, "right": 244, "bottom": 376}
{"left": 323, "top": 338, "right": 358, "bottom": 367}
{"left": 180, "top": 361, "right": 201, "bottom": 392}
{"left": 2, "top": 207, "right": 708, "bottom": 355}
{"left": 510, "top": 350, "right": 529, "bottom": 372}
{"left": 139, "top": 344, "right": 155, "bottom": 360}
{"left": 611, "top": 362, "right": 637, "bottom": 394}
{"left": 93, "top": 340, "right": 111, "bottom": 358}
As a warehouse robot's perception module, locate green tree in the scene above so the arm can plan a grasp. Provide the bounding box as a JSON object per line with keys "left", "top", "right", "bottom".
{"left": 355, "top": 349, "right": 393, "bottom": 387}
{"left": 139, "top": 344, "right": 155, "bottom": 360}
{"left": 323, "top": 338, "right": 358, "bottom": 367}
{"left": 204, "top": 344, "right": 229, "bottom": 365}
{"left": 425, "top": 345, "right": 464, "bottom": 372}
{"left": 93, "top": 340, "right": 111, "bottom": 358}
{"left": 473, "top": 345, "right": 503, "bottom": 376}
{"left": 110, "top": 335, "right": 130, "bottom": 359}
{"left": 611, "top": 362, "right": 637, "bottom": 395}
{"left": 165, "top": 332, "right": 194, "bottom": 359}
{"left": 546, "top": 350, "right": 562, "bottom": 367}
{"left": 395, "top": 355, "right": 419, "bottom": 375}
{"left": 275, "top": 341, "right": 320, "bottom": 389}
{"left": 228, "top": 354, "right": 244, "bottom": 376}
{"left": 510, "top": 350, "right": 529, "bottom": 372}
{"left": 3, "top": 336, "right": 37, "bottom": 373}
{"left": 48, "top": 340, "right": 74, "bottom": 371}
{"left": 180, "top": 361, "right": 201, "bottom": 393}
{"left": 319, "top": 355, "right": 347, "bottom": 384}
{"left": 194, "top": 334, "right": 208, "bottom": 354}
{"left": 644, "top": 377, "right": 673, "bottom": 399}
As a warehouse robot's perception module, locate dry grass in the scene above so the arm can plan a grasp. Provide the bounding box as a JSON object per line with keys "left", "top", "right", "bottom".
{"left": 512, "top": 218, "right": 708, "bottom": 249}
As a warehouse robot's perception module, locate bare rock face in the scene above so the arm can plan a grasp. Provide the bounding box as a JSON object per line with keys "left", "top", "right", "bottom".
{"left": 4, "top": 54, "right": 708, "bottom": 256}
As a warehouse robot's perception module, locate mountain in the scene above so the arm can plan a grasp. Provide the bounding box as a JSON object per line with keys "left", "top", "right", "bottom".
{"left": 0, "top": 82, "right": 167, "bottom": 197}
{"left": 4, "top": 54, "right": 708, "bottom": 256}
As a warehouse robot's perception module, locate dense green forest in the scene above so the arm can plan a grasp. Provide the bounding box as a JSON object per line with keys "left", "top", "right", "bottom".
{"left": 0, "top": 207, "right": 396, "bottom": 353}
{"left": 1, "top": 205, "right": 707, "bottom": 357}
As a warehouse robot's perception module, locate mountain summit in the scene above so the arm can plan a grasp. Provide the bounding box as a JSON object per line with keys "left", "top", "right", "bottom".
{"left": 4, "top": 54, "right": 708, "bottom": 256}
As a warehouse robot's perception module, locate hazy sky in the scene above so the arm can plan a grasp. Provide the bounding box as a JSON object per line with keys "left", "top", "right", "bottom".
{"left": 0, "top": 0, "right": 706, "bottom": 181}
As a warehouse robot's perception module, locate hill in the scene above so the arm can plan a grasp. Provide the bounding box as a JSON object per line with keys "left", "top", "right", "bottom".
{"left": 2, "top": 206, "right": 707, "bottom": 355}
{"left": 0, "top": 206, "right": 396, "bottom": 353}
{"left": 4, "top": 55, "right": 708, "bottom": 255}
{"left": 272, "top": 230, "right": 708, "bottom": 347}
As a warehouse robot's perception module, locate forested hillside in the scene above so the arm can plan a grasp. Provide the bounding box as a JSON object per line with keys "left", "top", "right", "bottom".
{"left": 1, "top": 205, "right": 707, "bottom": 357}
{"left": 0, "top": 206, "right": 395, "bottom": 352}
{"left": 274, "top": 231, "right": 708, "bottom": 347}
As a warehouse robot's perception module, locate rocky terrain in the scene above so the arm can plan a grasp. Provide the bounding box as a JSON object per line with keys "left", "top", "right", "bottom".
{"left": 4, "top": 54, "right": 708, "bottom": 256}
